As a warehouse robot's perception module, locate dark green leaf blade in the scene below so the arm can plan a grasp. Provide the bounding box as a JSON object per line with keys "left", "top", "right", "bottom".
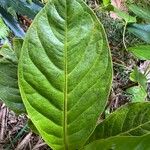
{"left": 128, "top": 24, "right": 150, "bottom": 43}
{"left": 88, "top": 102, "right": 150, "bottom": 142}
{"left": 128, "top": 4, "right": 150, "bottom": 21}
{"left": 0, "top": 6, "right": 25, "bottom": 38}
{"left": 84, "top": 134, "right": 150, "bottom": 150}
{"left": 18, "top": 0, "right": 113, "bottom": 149}
{"left": 0, "top": 44, "right": 25, "bottom": 113}
{"left": 0, "top": 0, "right": 42, "bottom": 19}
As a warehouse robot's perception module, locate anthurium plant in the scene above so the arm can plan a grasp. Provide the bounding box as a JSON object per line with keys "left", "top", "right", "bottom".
{"left": 0, "top": 0, "right": 150, "bottom": 150}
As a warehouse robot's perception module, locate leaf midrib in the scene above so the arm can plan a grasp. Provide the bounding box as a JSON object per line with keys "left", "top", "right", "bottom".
{"left": 119, "top": 119, "right": 150, "bottom": 136}
{"left": 64, "top": 0, "right": 68, "bottom": 149}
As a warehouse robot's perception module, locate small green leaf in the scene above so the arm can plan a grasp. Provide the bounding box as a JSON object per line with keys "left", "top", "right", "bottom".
{"left": 102, "top": 0, "right": 110, "bottom": 6}
{"left": 18, "top": 0, "right": 113, "bottom": 149}
{"left": 0, "top": 43, "right": 25, "bottom": 113}
{"left": 126, "top": 86, "right": 147, "bottom": 102}
{"left": 114, "top": 8, "right": 136, "bottom": 23}
{"left": 128, "top": 45, "right": 150, "bottom": 60}
{"left": 84, "top": 134, "right": 150, "bottom": 150}
{"left": 128, "top": 24, "right": 150, "bottom": 43}
{"left": 130, "top": 67, "right": 147, "bottom": 90}
{"left": 88, "top": 102, "right": 150, "bottom": 142}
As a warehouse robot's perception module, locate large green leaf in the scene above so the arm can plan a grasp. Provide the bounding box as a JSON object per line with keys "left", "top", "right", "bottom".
{"left": 0, "top": 44, "right": 25, "bottom": 113}
{"left": 128, "top": 24, "right": 150, "bottom": 43}
{"left": 84, "top": 134, "right": 150, "bottom": 150}
{"left": 88, "top": 102, "right": 150, "bottom": 142}
{"left": 128, "top": 4, "right": 150, "bottom": 21}
{"left": 18, "top": 0, "right": 112, "bottom": 149}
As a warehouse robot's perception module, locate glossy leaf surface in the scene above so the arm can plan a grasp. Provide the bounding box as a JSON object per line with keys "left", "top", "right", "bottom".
{"left": 18, "top": 0, "right": 112, "bottom": 149}
{"left": 0, "top": 44, "right": 25, "bottom": 113}
{"left": 88, "top": 102, "right": 150, "bottom": 141}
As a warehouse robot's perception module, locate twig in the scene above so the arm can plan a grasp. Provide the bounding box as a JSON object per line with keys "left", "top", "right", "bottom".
{"left": 0, "top": 107, "right": 7, "bottom": 141}
{"left": 123, "top": 21, "right": 128, "bottom": 51}
{"left": 113, "top": 62, "right": 129, "bottom": 70}
{"left": 15, "top": 132, "right": 32, "bottom": 150}
{"left": 32, "top": 143, "right": 47, "bottom": 150}
{"left": 32, "top": 138, "right": 46, "bottom": 150}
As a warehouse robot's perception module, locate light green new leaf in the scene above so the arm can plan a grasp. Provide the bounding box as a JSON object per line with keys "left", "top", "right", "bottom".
{"left": 84, "top": 134, "right": 150, "bottom": 150}
{"left": 0, "top": 44, "right": 25, "bottom": 113}
{"left": 88, "top": 102, "right": 150, "bottom": 142}
{"left": 102, "top": 0, "right": 110, "bottom": 6}
{"left": 128, "top": 45, "right": 150, "bottom": 60}
{"left": 18, "top": 0, "right": 112, "bottom": 149}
